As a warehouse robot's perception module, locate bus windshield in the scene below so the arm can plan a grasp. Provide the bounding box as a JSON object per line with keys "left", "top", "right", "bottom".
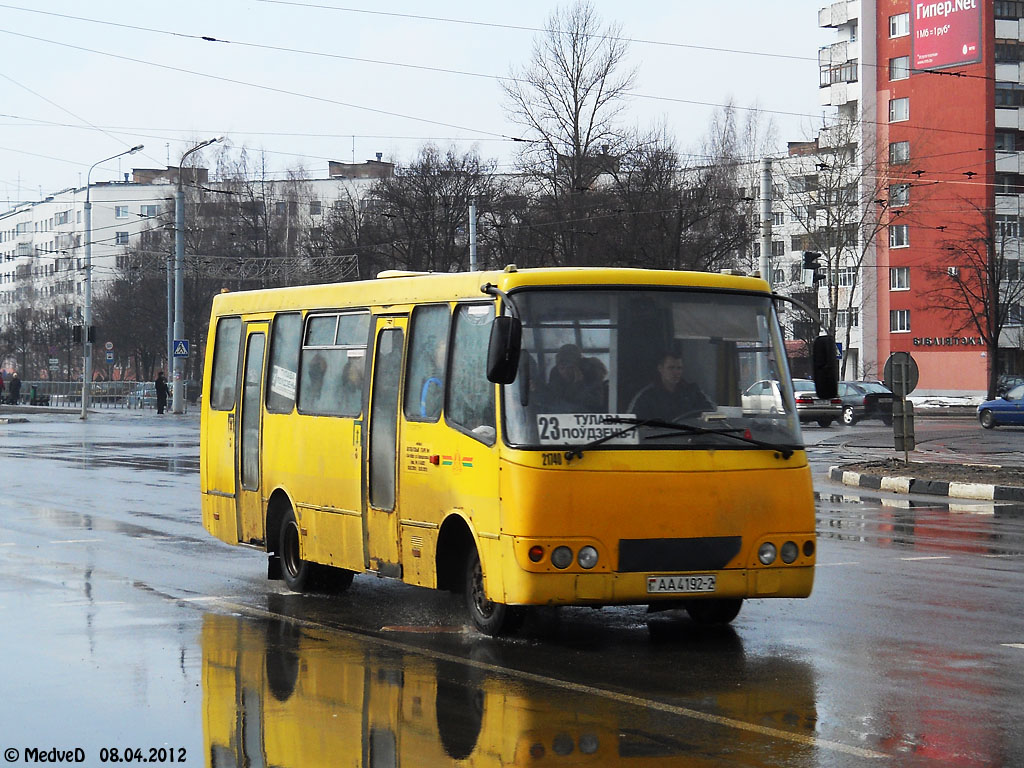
{"left": 502, "top": 288, "right": 802, "bottom": 450}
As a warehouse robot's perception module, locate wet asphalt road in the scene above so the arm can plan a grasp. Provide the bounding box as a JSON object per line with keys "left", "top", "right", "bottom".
{"left": 0, "top": 410, "right": 1022, "bottom": 767}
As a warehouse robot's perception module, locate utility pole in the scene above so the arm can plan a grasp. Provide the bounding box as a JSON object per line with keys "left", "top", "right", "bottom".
{"left": 469, "top": 199, "right": 478, "bottom": 271}
{"left": 81, "top": 144, "right": 143, "bottom": 420}
{"left": 760, "top": 158, "right": 773, "bottom": 287}
{"left": 173, "top": 137, "right": 223, "bottom": 414}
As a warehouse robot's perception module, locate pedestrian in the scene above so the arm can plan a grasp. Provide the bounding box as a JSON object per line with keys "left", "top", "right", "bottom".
{"left": 155, "top": 371, "right": 169, "bottom": 414}
{"left": 8, "top": 372, "right": 21, "bottom": 405}
{"left": 0, "top": 371, "right": 5, "bottom": 404}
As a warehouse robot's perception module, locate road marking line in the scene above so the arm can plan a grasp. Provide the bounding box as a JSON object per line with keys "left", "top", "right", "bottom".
{"left": 49, "top": 600, "right": 125, "bottom": 607}
{"left": 1001, "top": 643, "right": 1024, "bottom": 650}
{"left": 175, "top": 595, "right": 243, "bottom": 603}
{"left": 815, "top": 561, "right": 861, "bottom": 567}
{"left": 48, "top": 538, "right": 102, "bottom": 544}
{"left": 202, "top": 598, "right": 889, "bottom": 760}
{"left": 0, "top": 542, "right": 14, "bottom": 547}
{"left": 982, "top": 554, "right": 1021, "bottom": 558}
{"left": 900, "top": 556, "right": 952, "bottom": 561}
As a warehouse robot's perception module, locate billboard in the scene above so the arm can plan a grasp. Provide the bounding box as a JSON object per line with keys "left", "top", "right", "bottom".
{"left": 912, "top": 0, "right": 982, "bottom": 71}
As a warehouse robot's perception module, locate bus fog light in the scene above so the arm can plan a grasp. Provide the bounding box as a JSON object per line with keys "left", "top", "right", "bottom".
{"left": 577, "top": 546, "right": 598, "bottom": 569}
{"left": 758, "top": 542, "right": 777, "bottom": 565}
{"left": 579, "top": 734, "right": 599, "bottom": 754}
{"left": 780, "top": 541, "right": 799, "bottom": 563}
{"left": 551, "top": 546, "right": 573, "bottom": 569}
{"left": 803, "top": 539, "right": 815, "bottom": 557}
{"left": 528, "top": 545, "right": 544, "bottom": 563}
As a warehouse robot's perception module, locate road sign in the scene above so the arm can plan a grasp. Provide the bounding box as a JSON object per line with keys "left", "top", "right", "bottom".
{"left": 48, "top": 358, "right": 59, "bottom": 371}
{"left": 173, "top": 339, "right": 190, "bottom": 358}
{"left": 105, "top": 352, "right": 114, "bottom": 363}
{"left": 104, "top": 341, "right": 114, "bottom": 351}
{"left": 883, "top": 352, "right": 919, "bottom": 397}
{"left": 835, "top": 341, "right": 843, "bottom": 360}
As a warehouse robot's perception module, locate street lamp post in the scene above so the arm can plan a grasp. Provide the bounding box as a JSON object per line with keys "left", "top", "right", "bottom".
{"left": 172, "top": 137, "right": 223, "bottom": 415}
{"left": 82, "top": 144, "right": 143, "bottom": 420}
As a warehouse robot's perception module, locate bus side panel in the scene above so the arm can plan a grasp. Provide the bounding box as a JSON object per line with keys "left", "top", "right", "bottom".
{"left": 263, "top": 412, "right": 364, "bottom": 572}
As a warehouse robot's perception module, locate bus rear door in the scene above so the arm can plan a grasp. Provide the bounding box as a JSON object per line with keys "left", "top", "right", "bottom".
{"left": 365, "top": 315, "right": 407, "bottom": 576}
{"left": 236, "top": 321, "right": 268, "bottom": 545}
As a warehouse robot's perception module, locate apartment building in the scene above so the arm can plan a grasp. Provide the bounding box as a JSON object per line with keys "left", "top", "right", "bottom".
{"left": 819, "top": 0, "right": 1024, "bottom": 395}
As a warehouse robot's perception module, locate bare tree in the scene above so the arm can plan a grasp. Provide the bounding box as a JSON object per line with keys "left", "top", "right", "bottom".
{"left": 503, "top": 0, "right": 635, "bottom": 266}
{"left": 924, "top": 205, "right": 1024, "bottom": 399}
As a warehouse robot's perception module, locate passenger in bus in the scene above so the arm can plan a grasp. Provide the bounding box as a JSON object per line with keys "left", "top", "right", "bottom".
{"left": 338, "top": 356, "right": 365, "bottom": 415}
{"left": 417, "top": 336, "right": 447, "bottom": 420}
{"left": 546, "top": 344, "right": 607, "bottom": 413}
{"left": 628, "top": 351, "right": 712, "bottom": 421}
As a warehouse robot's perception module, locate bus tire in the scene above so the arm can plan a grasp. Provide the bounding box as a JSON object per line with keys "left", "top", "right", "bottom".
{"left": 464, "top": 548, "right": 522, "bottom": 636}
{"left": 279, "top": 507, "right": 313, "bottom": 592}
{"left": 683, "top": 598, "right": 742, "bottom": 626}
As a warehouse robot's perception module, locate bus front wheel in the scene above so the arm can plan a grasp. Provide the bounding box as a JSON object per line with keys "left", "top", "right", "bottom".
{"left": 683, "top": 598, "right": 743, "bottom": 626}
{"left": 280, "top": 508, "right": 312, "bottom": 592}
{"left": 464, "top": 549, "right": 522, "bottom": 636}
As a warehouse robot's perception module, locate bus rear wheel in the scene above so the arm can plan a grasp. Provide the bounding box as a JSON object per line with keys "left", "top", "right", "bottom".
{"left": 464, "top": 549, "right": 522, "bottom": 636}
{"left": 683, "top": 598, "right": 743, "bottom": 626}
{"left": 280, "top": 508, "right": 313, "bottom": 592}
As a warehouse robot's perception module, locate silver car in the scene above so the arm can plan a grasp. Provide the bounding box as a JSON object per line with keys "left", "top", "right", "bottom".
{"left": 792, "top": 378, "right": 842, "bottom": 427}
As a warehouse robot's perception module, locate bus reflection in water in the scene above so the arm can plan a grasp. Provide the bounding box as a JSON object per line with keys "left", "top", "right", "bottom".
{"left": 200, "top": 268, "right": 838, "bottom": 636}
{"left": 201, "top": 613, "right": 818, "bottom": 767}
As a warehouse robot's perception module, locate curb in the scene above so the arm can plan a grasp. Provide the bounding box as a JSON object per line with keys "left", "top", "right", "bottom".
{"left": 828, "top": 465, "right": 1024, "bottom": 502}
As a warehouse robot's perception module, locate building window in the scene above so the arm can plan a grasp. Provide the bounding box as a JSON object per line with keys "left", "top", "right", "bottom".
{"left": 115, "top": 206, "right": 129, "bottom": 219}
{"left": 889, "top": 13, "right": 910, "bottom": 38}
{"left": 889, "top": 183, "right": 910, "bottom": 207}
{"left": 996, "top": 131, "right": 1018, "bottom": 152}
{"left": 889, "top": 225, "right": 909, "bottom": 248}
{"left": 310, "top": 200, "right": 322, "bottom": 216}
{"left": 819, "top": 60, "right": 858, "bottom": 87}
{"left": 274, "top": 201, "right": 286, "bottom": 216}
{"left": 890, "top": 266, "right": 910, "bottom": 290}
{"left": 889, "top": 141, "right": 910, "bottom": 165}
{"left": 996, "top": 41, "right": 1024, "bottom": 63}
{"left": 996, "top": 84, "right": 1024, "bottom": 107}
{"left": 995, "top": 2, "right": 1024, "bottom": 20}
{"left": 837, "top": 266, "right": 858, "bottom": 287}
{"left": 889, "top": 56, "right": 910, "bottom": 80}
{"left": 837, "top": 309, "right": 859, "bottom": 328}
{"left": 889, "top": 97, "right": 909, "bottom": 122}
{"left": 997, "top": 215, "right": 1021, "bottom": 239}
{"left": 140, "top": 204, "right": 159, "bottom": 217}
{"left": 890, "top": 309, "right": 911, "bottom": 332}
{"left": 115, "top": 231, "right": 129, "bottom": 245}
{"left": 772, "top": 211, "right": 785, "bottom": 226}
{"left": 771, "top": 241, "right": 786, "bottom": 258}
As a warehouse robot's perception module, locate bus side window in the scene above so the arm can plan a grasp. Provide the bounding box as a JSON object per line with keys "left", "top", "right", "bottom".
{"left": 447, "top": 304, "right": 496, "bottom": 443}
{"left": 297, "top": 312, "right": 368, "bottom": 417}
{"left": 210, "top": 317, "right": 242, "bottom": 410}
{"left": 266, "top": 313, "right": 302, "bottom": 414}
{"left": 403, "top": 304, "right": 450, "bottom": 422}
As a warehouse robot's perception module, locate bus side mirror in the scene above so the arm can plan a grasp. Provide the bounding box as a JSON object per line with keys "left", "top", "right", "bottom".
{"left": 486, "top": 315, "right": 522, "bottom": 384}
{"left": 811, "top": 335, "right": 839, "bottom": 399}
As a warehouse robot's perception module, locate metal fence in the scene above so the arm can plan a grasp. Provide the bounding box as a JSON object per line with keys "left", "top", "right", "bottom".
{"left": 2, "top": 380, "right": 194, "bottom": 411}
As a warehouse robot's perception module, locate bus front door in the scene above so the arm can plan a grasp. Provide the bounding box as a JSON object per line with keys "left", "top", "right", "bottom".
{"left": 365, "top": 316, "right": 406, "bottom": 576}
{"left": 236, "top": 322, "right": 268, "bottom": 546}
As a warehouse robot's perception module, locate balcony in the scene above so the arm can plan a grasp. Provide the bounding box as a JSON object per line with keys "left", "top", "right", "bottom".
{"left": 819, "top": 1, "right": 858, "bottom": 28}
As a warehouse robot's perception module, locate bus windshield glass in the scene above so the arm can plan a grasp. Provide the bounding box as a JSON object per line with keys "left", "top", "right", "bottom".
{"left": 502, "top": 288, "right": 801, "bottom": 450}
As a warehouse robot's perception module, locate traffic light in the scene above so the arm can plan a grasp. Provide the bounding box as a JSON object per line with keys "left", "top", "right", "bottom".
{"left": 71, "top": 325, "right": 95, "bottom": 344}
{"left": 802, "top": 251, "right": 823, "bottom": 286}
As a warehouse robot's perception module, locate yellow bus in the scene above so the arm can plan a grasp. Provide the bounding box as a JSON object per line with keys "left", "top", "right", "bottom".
{"left": 200, "top": 266, "right": 836, "bottom": 636}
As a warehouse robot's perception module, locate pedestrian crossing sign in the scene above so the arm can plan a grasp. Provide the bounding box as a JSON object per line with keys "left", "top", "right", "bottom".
{"left": 173, "top": 340, "right": 190, "bottom": 358}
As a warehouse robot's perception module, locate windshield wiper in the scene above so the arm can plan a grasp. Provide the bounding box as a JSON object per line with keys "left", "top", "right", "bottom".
{"left": 602, "top": 416, "right": 796, "bottom": 459}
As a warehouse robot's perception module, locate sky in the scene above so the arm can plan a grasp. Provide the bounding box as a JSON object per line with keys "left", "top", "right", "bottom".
{"left": 0, "top": 1, "right": 833, "bottom": 208}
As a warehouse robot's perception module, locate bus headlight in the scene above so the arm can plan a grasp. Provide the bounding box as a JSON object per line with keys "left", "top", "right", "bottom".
{"left": 551, "top": 546, "right": 573, "bottom": 569}
{"left": 757, "top": 542, "right": 777, "bottom": 565}
{"left": 577, "top": 546, "right": 599, "bottom": 569}
{"left": 780, "top": 541, "right": 799, "bottom": 563}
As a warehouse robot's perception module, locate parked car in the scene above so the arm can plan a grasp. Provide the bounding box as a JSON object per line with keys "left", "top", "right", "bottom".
{"left": 791, "top": 378, "right": 842, "bottom": 427}
{"left": 996, "top": 374, "right": 1024, "bottom": 397}
{"left": 741, "top": 378, "right": 841, "bottom": 427}
{"left": 838, "top": 381, "right": 895, "bottom": 426}
{"left": 977, "top": 384, "right": 1024, "bottom": 429}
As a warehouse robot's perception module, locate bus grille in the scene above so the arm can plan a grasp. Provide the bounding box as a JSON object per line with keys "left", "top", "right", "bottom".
{"left": 617, "top": 536, "right": 742, "bottom": 572}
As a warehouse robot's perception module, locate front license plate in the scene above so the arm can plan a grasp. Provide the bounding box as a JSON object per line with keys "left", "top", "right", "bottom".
{"left": 646, "top": 574, "right": 716, "bottom": 594}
